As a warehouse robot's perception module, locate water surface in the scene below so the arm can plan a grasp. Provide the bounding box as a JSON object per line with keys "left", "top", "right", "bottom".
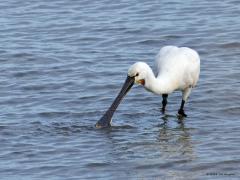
{"left": 0, "top": 0, "right": 240, "bottom": 179}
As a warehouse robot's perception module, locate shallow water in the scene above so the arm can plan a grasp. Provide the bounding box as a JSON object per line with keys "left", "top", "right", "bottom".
{"left": 0, "top": 0, "right": 240, "bottom": 179}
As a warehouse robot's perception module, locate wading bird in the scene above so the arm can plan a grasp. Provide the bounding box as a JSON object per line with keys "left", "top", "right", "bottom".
{"left": 96, "top": 46, "right": 200, "bottom": 128}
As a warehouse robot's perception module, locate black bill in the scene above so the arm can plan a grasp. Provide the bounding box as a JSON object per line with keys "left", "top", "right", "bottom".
{"left": 95, "top": 76, "right": 135, "bottom": 128}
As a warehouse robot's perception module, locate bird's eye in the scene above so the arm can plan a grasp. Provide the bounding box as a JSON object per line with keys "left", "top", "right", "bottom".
{"left": 136, "top": 73, "right": 139, "bottom": 77}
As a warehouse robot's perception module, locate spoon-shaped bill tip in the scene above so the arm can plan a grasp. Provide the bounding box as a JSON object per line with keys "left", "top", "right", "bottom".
{"left": 95, "top": 76, "right": 134, "bottom": 129}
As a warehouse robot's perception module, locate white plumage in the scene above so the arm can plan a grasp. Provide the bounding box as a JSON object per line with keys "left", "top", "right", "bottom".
{"left": 128, "top": 46, "right": 200, "bottom": 116}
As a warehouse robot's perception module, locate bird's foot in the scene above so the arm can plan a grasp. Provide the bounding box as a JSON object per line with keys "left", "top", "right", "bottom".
{"left": 178, "top": 109, "right": 187, "bottom": 118}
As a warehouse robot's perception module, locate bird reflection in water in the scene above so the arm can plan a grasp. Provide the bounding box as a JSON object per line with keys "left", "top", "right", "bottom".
{"left": 157, "top": 115, "right": 196, "bottom": 160}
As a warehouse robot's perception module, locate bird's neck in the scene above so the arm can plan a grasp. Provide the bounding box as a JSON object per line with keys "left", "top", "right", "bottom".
{"left": 144, "top": 66, "right": 174, "bottom": 95}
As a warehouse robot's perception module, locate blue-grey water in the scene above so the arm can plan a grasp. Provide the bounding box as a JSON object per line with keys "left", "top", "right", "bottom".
{"left": 0, "top": 0, "right": 240, "bottom": 179}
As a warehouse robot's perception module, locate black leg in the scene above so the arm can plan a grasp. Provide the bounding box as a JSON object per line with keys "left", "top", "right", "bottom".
{"left": 161, "top": 94, "right": 168, "bottom": 113}
{"left": 178, "top": 100, "right": 187, "bottom": 117}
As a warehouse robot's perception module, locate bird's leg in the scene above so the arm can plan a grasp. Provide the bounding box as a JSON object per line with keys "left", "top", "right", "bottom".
{"left": 178, "top": 88, "right": 192, "bottom": 117}
{"left": 178, "top": 100, "right": 187, "bottom": 117}
{"left": 161, "top": 94, "right": 168, "bottom": 113}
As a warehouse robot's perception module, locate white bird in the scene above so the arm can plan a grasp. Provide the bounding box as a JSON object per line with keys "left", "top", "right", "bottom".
{"left": 96, "top": 46, "right": 200, "bottom": 128}
{"left": 128, "top": 45, "right": 200, "bottom": 117}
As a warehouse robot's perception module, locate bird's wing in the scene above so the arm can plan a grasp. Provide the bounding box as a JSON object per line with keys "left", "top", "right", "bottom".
{"left": 155, "top": 46, "right": 178, "bottom": 76}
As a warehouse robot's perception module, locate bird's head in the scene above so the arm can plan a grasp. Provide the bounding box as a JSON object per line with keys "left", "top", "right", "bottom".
{"left": 95, "top": 62, "right": 150, "bottom": 129}
{"left": 128, "top": 62, "right": 149, "bottom": 86}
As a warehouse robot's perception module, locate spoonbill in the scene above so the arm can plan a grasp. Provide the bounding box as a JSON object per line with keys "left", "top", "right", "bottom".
{"left": 96, "top": 46, "right": 200, "bottom": 128}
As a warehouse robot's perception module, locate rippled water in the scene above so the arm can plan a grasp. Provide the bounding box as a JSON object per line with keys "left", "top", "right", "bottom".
{"left": 0, "top": 0, "right": 240, "bottom": 179}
